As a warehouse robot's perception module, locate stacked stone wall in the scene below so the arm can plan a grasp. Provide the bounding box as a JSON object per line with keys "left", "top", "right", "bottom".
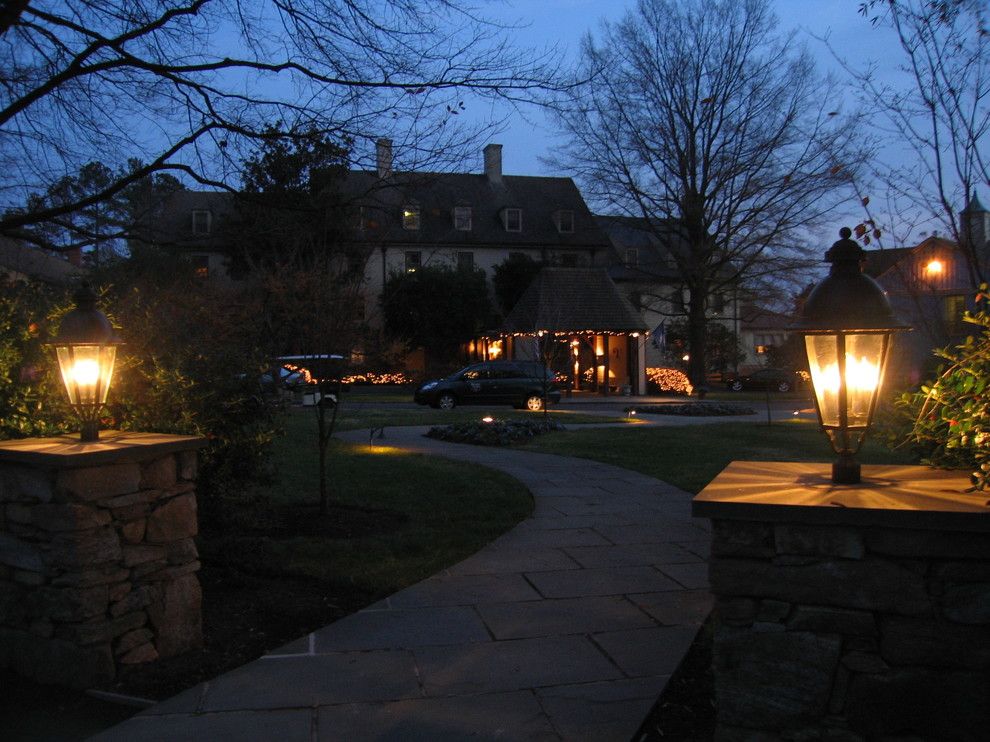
{"left": 0, "top": 446, "right": 202, "bottom": 688}
{"left": 708, "top": 519, "right": 990, "bottom": 741}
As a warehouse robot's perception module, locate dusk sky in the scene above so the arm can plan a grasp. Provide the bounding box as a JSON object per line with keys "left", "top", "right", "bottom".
{"left": 473, "top": 0, "right": 903, "bottom": 177}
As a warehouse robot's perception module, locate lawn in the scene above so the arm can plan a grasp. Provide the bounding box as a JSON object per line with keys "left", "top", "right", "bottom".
{"left": 99, "top": 410, "right": 533, "bottom": 701}
{"left": 311, "top": 403, "right": 630, "bottom": 431}
{"left": 519, "top": 419, "right": 915, "bottom": 494}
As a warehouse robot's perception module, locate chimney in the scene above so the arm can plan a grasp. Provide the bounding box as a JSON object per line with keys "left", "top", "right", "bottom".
{"left": 483, "top": 143, "right": 502, "bottom": 182}
{"left": 376, "top": 138, "right": 393, "bottom": 179}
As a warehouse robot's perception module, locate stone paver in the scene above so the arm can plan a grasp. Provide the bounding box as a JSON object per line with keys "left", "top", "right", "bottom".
{"left": 91, "top": 424, "right": 713, "bottom": 741}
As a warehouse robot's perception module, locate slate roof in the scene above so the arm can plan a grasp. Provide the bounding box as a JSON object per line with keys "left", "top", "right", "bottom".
{"left": 0, "top": 237, "right": 83, "bottom": 284}
{"left": 595, "top": 214, "right": 684, "bottom": 282}
{"left": 339, "top": 171, "right": 609, "bottom": 250}
{"left": 142, "top": 171, "right": 610, "bottom": 253}
{"left": 501, "top": 267, "right": 648, "bottom": 334}
{"left": 863, "top": 236, "right": 956, "bottom": 279}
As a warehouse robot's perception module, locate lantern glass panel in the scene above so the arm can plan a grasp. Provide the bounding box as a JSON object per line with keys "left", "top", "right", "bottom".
{"left": 56, "top": 344, "right": 117, "bottom": 406}
{"left": 805, "top": 333, "right": 884, "bottom": 428}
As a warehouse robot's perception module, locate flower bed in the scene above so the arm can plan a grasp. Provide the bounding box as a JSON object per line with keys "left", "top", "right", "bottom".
{"left": 630, "top": 402, "right": 755, "bottom": 416}
{"left": 426, "top": 419, "right": 565, "bottom": 446}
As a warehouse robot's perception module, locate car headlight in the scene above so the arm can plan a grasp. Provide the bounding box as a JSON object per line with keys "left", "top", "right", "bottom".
{"left": 420, "top": 381, "right": 438, "bottom": 391}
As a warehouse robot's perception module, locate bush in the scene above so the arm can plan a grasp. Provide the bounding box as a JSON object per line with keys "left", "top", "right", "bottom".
{"left": 646, "top": 367, "right": 694, "bottom": 395}
{"left": 426, "top": 418, "right": 565, "bottom": 446}
{"left": 895, "top": 285, "right": 990, "bottom": 490}
{"left": 629, "top": 402, "right": 755, "bottom": 416}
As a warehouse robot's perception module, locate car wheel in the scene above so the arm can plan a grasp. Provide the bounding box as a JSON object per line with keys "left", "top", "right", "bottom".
{"left": 525, "top": 395, "right": 544, "bottom": 411}
{"left": 776, "top": 381, "right": 791, "bottom": 393}
{"left": 438, "top": 393, "right": 456, "bottom": 410}
{"left": 729, "top": 380, "right": 743, "bottom": 392}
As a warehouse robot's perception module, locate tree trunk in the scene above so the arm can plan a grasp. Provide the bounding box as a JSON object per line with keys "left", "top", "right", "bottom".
{"left": 687, "top": 291, "right": 708, "bottom": 389}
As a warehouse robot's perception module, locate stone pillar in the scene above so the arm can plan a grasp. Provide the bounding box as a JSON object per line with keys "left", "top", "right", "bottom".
{"left": 0, "top": 431, "right": 206, "bottom": 689}
{"left": 693, "top": 461, "right": 990, "bottom": 742}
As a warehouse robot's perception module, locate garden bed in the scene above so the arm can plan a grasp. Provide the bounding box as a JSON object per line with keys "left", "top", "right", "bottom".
{"left": 426, "top": 418, "right": 566, "bottom": 446}
{"left": 630, "top": 402, "right": 756, "bottom": 416}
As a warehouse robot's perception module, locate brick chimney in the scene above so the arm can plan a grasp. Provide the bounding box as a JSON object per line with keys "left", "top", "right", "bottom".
{"left": 376, "top": 138, "right": 393, "bottom": 179}
{"left": 483, "top": 143, "right": 502, "bottom": 182}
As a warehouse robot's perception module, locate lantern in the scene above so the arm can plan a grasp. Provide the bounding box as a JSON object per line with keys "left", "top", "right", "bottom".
{"left": 793, "top": 228, "right": 908, "bottom": 484}
{"left": 50, "top": 283, "right": 122, "bottom": 442}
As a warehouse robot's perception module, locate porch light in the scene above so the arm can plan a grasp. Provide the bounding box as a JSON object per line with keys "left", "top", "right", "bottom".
{"left": 49, "top": 283, "right": 122, "bottom": 442}
{"left": 925, "top": 259, "right": 944, "bottom": 277}
{"left": 793, "top": 228, "right": 908, "bottom": 484}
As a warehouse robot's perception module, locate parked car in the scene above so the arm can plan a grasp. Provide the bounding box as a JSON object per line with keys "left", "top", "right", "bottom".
{"left": 414, "top": 361, "right": 562, "bottom": 410}
{"left": 725, "top": 368, "right": 800, "bottom": 393}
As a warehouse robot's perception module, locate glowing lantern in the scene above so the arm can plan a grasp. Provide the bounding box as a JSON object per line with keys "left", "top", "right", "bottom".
{"left": 793, "top": 228, "right": 908, "bottom": 483}
{"left": 50, "top": 284, "right": 122, "bottom": 442}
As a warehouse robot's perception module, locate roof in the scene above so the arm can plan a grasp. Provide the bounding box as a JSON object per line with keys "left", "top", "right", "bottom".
{"left": 340, "top": 171, "right": 609, "bottom": 250}
{"left": 863, "top": 236, "right": 956, "bottom": 279}
{"left": 501, "top": 267, "right": 648, "bottom": 333}
{"left": 0, "top": 237, "right": 83, "bottom": 284}
{"left": 595, "top": 214, "right": 684, "bottom": 282}
{"left": 144, "top": 172, "right": 610, "bottom": 253}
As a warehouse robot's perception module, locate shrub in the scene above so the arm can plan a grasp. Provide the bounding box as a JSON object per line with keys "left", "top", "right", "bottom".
{"left": 629, "top": 402, "right": 755, "bottom": 416}
{"left": 426, "top": 418, "right": 565, "bottom": 446}
{"left": 646, "top": 367, "right": 694, "bottom": 395}
{"left": 895, "top": 284, "right": 990, "bottom": 490}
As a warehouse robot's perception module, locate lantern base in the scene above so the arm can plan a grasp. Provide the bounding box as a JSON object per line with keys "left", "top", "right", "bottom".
{"left": 79, "top": 420, "right": 100, "bottom": 443}
{"left": 832, "top": 456, "right": 861, "bottom": 485}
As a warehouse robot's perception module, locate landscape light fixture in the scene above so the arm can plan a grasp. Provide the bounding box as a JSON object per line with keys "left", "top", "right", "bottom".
{"left": 793, "top": 228, "right": 908, "bottom": 484}
{"left": 49, "top": 283, "right": 122, "bottom": 442}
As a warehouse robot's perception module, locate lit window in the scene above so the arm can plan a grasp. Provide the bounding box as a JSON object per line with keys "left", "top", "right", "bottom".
{"left": 756, "top": 344, "right": 768, "bottom": 354}
{"left": 453, "top": 206, "right": 472, "bottom": 231}
{"left": 503, "top": 208, "right": 522, "bottom": 232}
{"left": 191, "top": 210, "right": 212, "bottom": 235}
{"left": 556, "top": 210, "right": 575, "bottom": 233}
{"left": 191, "top": 255, "right": 209, "bottom": 279}
{"left": 457, "top": 252, "right": 474, "bottom": 271}
{"left": 405, "top": 251, "right": 421, "bottom": 273}
{"left": 402, "top": 205, "right": 420, "bottom": 230}
{"left": 625, "top": 248, "right": 638, "bottom": 267}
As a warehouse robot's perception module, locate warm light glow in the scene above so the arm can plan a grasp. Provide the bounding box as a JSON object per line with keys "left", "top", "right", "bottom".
{"left": 805, "top": 333, "right": 885, "bottom": 428}
{"left": 488, "top": 340, "right": 503, "bottom": 359}
{"left": 570, "top": 340, "right": 579, "bottom": 346}
{"left": 69, "top": 359, "right": 100, "bottom": 386}
{"left": 482, "top": 416, "right": 494, "bottom": 423}
{"left": 631, "top": 332, "right": 640, "bottom": 338}
{"left": 925, "top": 259, "right": 944, "bottom": 276}
{"left": 682, "top": 354, "right": 690, "bottom": 362}
{"left": 56, "top": 345, "right": 116, "bottom": 406}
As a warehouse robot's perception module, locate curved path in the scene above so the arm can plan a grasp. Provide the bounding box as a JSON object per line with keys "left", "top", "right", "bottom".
{"left": 93, "top": 425, "right": 712, "bottom": 742}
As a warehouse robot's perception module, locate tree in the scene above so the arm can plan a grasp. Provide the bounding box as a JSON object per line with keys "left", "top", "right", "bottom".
{"left": 0, "top": 1, "right": 565, "bottom": 252}
{"left": 550, "top": 0, "right": 868, "bottom": 386}
{"left": 492, "top": 253, "right": 544, "bottom": 315}
{"left": 844, "top": 1, "right": 990, "bottom": 285}
{"left": 7, "top": 160, "right": 184, "bottom": 262}
{"left": 667, "top": 320, "right": 745, "bottom": 375}
{"left": 381, "top": 265, "right": 491, "bottom": 371}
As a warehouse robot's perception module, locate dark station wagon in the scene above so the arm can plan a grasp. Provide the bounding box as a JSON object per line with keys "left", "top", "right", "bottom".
{"left": 414, "top": 361, "right": 562, "bottom": 410}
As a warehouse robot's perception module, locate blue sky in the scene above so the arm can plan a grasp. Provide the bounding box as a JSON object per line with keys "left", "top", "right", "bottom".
{"left": 474, "top": 0, "right": 902, "bottom": 176}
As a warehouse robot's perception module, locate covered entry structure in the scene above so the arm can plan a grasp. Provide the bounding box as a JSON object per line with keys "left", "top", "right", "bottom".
{"left": 471, "top": 268, "right": 649, "bottom": 395}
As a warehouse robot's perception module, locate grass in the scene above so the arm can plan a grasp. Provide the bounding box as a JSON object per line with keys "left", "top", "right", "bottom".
{"left": 311, "top": 404, "right": 629, "bottom": 431}
{"left": 519, "top": 419, "right": 915, "bottom": 494}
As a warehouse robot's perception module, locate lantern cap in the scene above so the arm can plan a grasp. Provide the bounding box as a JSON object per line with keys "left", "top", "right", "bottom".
{"left": 792, "top": 228, "right": 909, "bottom": 333}
{"left": 51, "top": 283, "right": 121, "bottom": 345}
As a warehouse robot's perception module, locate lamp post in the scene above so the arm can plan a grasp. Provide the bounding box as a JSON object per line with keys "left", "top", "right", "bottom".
{"left": 49, "top": 283, "right": 121, "bottom": 442}
{"left": 793, "top": 228, "right": 908, "bottom": 484}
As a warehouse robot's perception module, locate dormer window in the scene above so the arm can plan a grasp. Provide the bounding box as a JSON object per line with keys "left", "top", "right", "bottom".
{"left": 503, "top": 208, "right": 522, "bottom": 232}
{"left": 453, "top": 206, "right": 472, "bottom": 231}
{"left": 555, "top": 210, "right": 575, "bottom": 233}
{"left": 191, "top": 210, "right": 212, "bottom": 235}
{"left": 625, "top": 248, "right": 638, "bottom": 267}
{"left": 402, "top": 205, "right": 420, "bottom": 230}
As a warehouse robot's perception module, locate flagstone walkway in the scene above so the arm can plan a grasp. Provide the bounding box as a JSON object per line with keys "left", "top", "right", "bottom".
{"left": 91, "top": 425, "right": 713, "bottom": 741}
